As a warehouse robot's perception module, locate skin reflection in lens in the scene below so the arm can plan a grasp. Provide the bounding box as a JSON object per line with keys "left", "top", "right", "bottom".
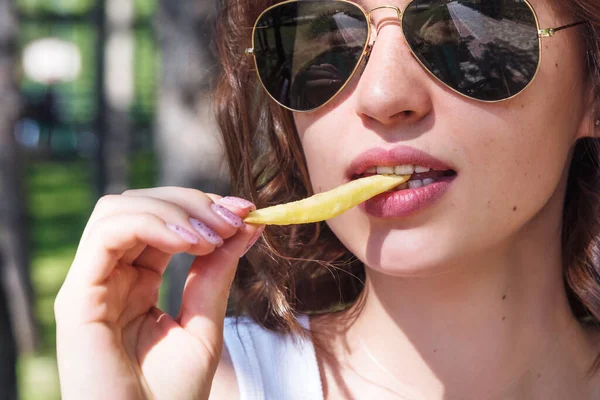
{"left": 292, "top": 59, "right": 345, "bottom": 110}
{"left": 253, "top": 1, "right": 368, "bottom": 110}
{"left": 289, "top": 2, "right": 368, "bottom": 110}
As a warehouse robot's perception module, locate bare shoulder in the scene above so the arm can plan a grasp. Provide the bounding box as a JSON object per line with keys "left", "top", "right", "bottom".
{"left": 209, "top": 345, "right": 240, "bottom": 400}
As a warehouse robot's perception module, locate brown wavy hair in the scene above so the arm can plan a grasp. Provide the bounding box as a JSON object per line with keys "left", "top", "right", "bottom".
{"left": 213, "top": 0, "right": 600, "bottom": 344}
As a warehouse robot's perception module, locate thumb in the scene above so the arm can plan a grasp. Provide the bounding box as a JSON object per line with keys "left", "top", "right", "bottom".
{"left": 176, "top": 222, "right": 264, "bottom": 343}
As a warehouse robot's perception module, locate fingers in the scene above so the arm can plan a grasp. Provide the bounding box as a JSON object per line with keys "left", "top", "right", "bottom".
{"left": 122, "top": 187, "right": 249, "bottom": 237}
{"left": 59, "top": 187, "right": 262, "bottom": 331}
{"left": 131, "top": 245, "right": 172, "bottom": 273}
{"left": 85, "top": 194, "right": 238, "bottom": 246}
{"left": 69, "top": 212, "right": 204, "bottom": 286}
{"left": 177, "top": 222, "right": 265, "bottom": 344}
{"left": 66, "top": 189, "right": 258, "bottom": 287}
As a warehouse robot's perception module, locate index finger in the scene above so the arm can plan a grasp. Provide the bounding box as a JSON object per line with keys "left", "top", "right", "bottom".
{"left": 68, "top": 212, "right": 201, "bottom": 286}
{"left": 122, "top": 187, "right": 254, "bottom": 237}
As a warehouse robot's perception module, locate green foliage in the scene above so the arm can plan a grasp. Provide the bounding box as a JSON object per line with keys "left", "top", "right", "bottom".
{"left": 130, "top": 150, "right": 158, "bottom": 189}
{"left": 18, "top": 159, "right": 91, "bottom": 400}
{"left": 19, "top": 152, "right": 157, "bottom": 400}
{"left": 132, "top": 27, "right": 159, "bottom": 124}
{"left": 15, "top": 3, "right": 160, "bottom": 398}
{"left": 16, "top": 0, "right": 156, "bottom": 18}
{"left": 135, "top": 0, "right": 157, "bottom": 19}
{"left": 16, "top": 0, "right": 96, "bottom": 16}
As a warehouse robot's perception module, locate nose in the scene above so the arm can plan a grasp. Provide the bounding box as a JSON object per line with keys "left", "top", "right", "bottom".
{"left": 353, "top": 18, "right": 433, "bottom": 127}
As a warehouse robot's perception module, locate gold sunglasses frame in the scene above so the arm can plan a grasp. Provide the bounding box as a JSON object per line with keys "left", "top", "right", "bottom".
{"left": 245, "top": 0, "right": 584, "bottom": 112}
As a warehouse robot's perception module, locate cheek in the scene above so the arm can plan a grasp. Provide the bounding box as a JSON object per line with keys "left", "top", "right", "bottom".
{"left": 449, "top": 25, "right": 585, "bottom": 222}
{"left": 452, "top": 109, "right": 573, "bottom": 247}
{"left": 294, "top": 112, "right": 352, "bottom": 192}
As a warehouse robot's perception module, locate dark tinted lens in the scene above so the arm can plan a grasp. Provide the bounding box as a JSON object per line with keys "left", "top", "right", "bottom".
{"left": 253, "top": 1, "right": 369, "bottom": 111}
{"left": 403, "top": 0, "right": 539, "bottom": 101}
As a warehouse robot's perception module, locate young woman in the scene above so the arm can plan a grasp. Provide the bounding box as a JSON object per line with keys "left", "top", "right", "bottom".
{"left": 55, "top": 0, "right": 600, "bottom": 398}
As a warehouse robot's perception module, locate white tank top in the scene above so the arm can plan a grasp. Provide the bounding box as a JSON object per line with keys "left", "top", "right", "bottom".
{"left": 223, "top": 315, "right": 324, "bottom": 400}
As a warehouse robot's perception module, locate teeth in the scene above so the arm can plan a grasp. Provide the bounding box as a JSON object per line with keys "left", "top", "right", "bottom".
{"left": 408, "top": 180, "right": 423, "bottom": 189}
{"left": 389, "top": 177, "right": 438, "bottom": 192}
{"left": 395, "top": 165, "right": 415, "bottom": 175}
{"left": 376, "top": 166, "right": 395, "bottom": 174}
{"left": 390, "top": 178, "right": 437, "bottom": 192}
{"left": 364, "top": 164, "right": 435, "bottom": 176}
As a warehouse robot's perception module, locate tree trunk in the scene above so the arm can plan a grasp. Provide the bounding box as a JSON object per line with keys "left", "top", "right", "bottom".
{"left": 155, "top": 0, "right": 229, "bottom": 316}
{"left": 0, "top": 0, "right": 37, "bottom": 398}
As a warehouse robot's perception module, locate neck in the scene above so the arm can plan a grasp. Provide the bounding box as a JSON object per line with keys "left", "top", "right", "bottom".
{"left": 318, "top": 203, "right": 597, "bottom": 399}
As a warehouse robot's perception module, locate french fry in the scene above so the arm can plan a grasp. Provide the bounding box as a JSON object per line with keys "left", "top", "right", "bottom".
{"left": 244, "top": 174, "right": 410, "bottom": 225}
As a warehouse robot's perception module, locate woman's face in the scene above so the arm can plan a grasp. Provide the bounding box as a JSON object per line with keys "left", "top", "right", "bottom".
{"left": 293, "top": 0, "right": 593, "bottom": 276}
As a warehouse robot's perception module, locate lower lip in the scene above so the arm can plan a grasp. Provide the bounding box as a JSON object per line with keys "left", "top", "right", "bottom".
{"left": 362, "top": 175, "right": 456, "bottom": 218}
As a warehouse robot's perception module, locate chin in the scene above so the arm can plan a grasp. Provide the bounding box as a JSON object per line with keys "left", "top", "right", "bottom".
{"left": 368, "top": 252, "right": 456, "bottom": 278}
{"left": 366, "top": 246, "right": 458, "bottom": 278}
{"left": 337, "top": 226, "right": 464, "bottom": 278}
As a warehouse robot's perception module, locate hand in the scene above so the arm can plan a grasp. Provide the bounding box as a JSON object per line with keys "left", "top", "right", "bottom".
{"left": 54, "top": 188, "right": 263, "bottom": 400}
{"left": 301, "top": 63, "right": 344, "bottom": 91}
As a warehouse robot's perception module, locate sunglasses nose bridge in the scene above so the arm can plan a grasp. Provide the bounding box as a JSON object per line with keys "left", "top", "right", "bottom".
{"left": 367, "top": 5, "right": 402, "bottom": 25}
{"left": 364, "top": 5, "right": 403, "bottom": 57}
{"left": 366, "top": 5, "right": 403, "bottom": 48}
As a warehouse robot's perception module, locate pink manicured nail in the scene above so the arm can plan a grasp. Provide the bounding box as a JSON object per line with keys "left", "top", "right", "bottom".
{"left": 189, "top": 218, "right": 224, "bottom": 246}
{"left": 218, "top": 196, "right": 257, "bottom": 211}
{"left": 166, "top": 224, "right": 199, "bottom": 244}
{"left": 241, "top": 226, "right": 265, "bottom": 257}
{"left": 210, "top": 203, "right": 244, "bottom": 228}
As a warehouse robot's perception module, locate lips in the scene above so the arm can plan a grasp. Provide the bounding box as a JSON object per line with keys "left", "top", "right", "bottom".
{"left": 339, "top": 146, "right": 457, "bottom": 218}
{"left": 347, "top": 145, "right": 457, "bottom": 179}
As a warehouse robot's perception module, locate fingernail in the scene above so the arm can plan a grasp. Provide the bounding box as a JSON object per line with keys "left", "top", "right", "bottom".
{"left": 189, "top": 218, "right": 224, "bottom": 246}
{"left": 166, "top": 224, "right": 199, "bottom": 244}
{"left": 210, "top": 203, "right": 244, "bottom": 228}
{"left": 218, "top": 196, "right": 257, "bottom": 211}
{"left": 241, "top": 225, "right": 265, "bottom": 258}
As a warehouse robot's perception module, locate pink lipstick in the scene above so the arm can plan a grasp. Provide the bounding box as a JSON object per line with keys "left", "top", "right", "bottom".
{"left": 348, "top": 146, "right": 457, "bottom": 218}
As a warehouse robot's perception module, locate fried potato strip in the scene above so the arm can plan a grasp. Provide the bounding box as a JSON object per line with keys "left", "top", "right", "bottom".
{"left": 244, "top": 174, "right": 410, "bottom": 225}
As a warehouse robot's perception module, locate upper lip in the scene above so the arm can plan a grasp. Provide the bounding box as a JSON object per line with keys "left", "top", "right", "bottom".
{"left": 347, "top": 145, "right": 456, "bottom": 178}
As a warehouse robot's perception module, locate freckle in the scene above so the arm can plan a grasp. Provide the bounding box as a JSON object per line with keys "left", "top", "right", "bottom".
{"left": 502, "top": 294, "right": 507, "bottom": 300}
{"left": 537, "top": 373, "right": 542, "bottom": 379}
{"left": 524, "top": 172, "right": 528, "bottom": 177}
{"left": 520, "top": 104, "right": 525, "bottom": 109}
{"left": 513, "top": 206, "right": 517, "bottom": 211}
{"left": 433, "top": 349, "right": 437, "bottom": 353}
{"left": 538, "top": 174, "right": 541, "bottom": 178}
{"left": 502, "top": 316, "right": 506, "bottom": 321}
{"left": 487, "top": 200, "right": 491, "bottom": 209}
{"left": 555, "top": 63, "right": 559, "bottom": 68}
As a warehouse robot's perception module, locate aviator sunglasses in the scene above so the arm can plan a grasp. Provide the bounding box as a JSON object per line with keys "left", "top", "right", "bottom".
{"left": 245, "top": 0, "right": 584, "bottom": 112}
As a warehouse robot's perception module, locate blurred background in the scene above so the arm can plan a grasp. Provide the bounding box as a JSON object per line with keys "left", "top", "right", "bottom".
{"left": 0, "top": 0, "right": 230, "bottom": 398}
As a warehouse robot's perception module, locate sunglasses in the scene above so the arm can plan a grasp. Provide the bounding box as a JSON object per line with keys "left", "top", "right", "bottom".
{"left": 245, "top": 0, "right": 583, "bottom": 112}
